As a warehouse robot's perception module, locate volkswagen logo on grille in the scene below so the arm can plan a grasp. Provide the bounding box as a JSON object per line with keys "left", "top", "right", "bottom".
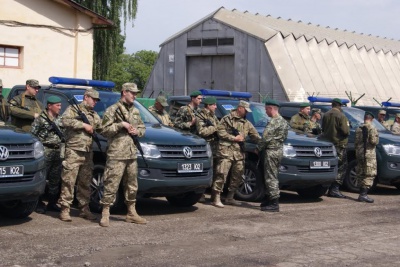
{"left": 182, "top": 146, "right": 193, "bottom": 159}
{"left": 314, "top": 147, "right": 322, "bottom": 158}
{"left": 0, "top": 146, "right": 9, "bottom": 161}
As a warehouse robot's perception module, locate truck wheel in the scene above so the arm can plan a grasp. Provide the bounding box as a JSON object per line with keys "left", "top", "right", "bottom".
{"left": 89, "top": 164, "right": 123, "bottom": 213}
{"left": 343, "top": 159, "right": 377, "bottom": 192}
{"left": 296, "top": 185, "right": 328, "bottom": 199}
{"left": 0, "top": 200, "right": 38, "bottom": 219}
{"left": 166, "top": 192, "right": 204, "bottom": 207}
{"left": 235, "top": 161, "right": 265, "bottom": 202}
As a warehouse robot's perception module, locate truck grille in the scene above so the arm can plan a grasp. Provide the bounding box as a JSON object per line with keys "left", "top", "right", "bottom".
{"left": 157, "top": 145, "right": 209, "bottom": 159}
{"left": 297, "top": 166, "right": 336, "bottom": 173}
{"left": 0, "top": 173, "right": 35, "bottom": 183}
{"left": 161, "top": 168, "right": 210, "bottom": 178}
{"left": 1, "top": 144, "right": 35, "bottom": 160}
{"left": 294, "top": 146, "right": 335, "bottom": 158}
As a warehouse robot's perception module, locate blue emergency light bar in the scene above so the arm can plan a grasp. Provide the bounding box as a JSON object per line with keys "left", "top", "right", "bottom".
{"left": 307, "top": 96, "right": 349, "bottom": 104}
{"left": 381, "top": 101, "right": 400, "bottom": 108}
{"left": 49, "top": 76, "right": 115, "bottom": 88}
{"left": 199, "top": 89, "right": 252, "bottom": 99}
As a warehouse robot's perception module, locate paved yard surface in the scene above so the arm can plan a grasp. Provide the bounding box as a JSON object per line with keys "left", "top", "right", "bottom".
{"left": 1, "top": 186, "right": 400, "bottom": 267}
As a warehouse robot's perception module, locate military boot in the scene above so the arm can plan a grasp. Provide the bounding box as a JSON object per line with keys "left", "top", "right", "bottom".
{"left": 327, "top": 182, "right": 346, "bottom": 198}
{"left": 261, "top": 198, "right": 279, "bottom": 212}
{"left": 99, "top": 205, "right": 110, "bottom": 227}
{"left": 126, "top": 204, "right": 147, "bottom": 224}
{"left": 211, "top": 190, "right": 224, "bottom": 208}
{"left": 35, "top": 198, "right": 47, "bottom": 214}
{"left": 358, "top": 188, "right": 374, "bottom": 203}
{"left": 79, "top": 205, "right": 97, "bottom": 221}
{"left": 59, "top": 206, "right": 72, "bottom": 222}
{"left": 260, "top": 199, "right": 270, "bottom": 208}
{"left": 224, "top": 190, "right": 240, "bottom": 206}
{"left": 46, "top": 194, "right": 61, "bottom": 212}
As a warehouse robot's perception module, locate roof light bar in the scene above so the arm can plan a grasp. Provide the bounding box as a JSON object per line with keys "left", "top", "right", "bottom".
{"left": 199, "top": 89, "right": 252, "bottom": 99}
{"left": 381, "top": 101, "right": 400, "bottom": 108}
{"left": 308, "top": 96, "right": 349, "bottom": 104}
{"left": 49, "top": 76, "right": 115, "bottom": 88}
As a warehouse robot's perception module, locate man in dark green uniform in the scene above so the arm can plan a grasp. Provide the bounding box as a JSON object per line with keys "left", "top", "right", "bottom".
{"left": 290, "top": 102, "right": 311, "bottom": 132}
{"left": 321, "top": 98, "right": 350, "bottom": 198}
{"left": 0, "top": 79, "right": 9, "bottom": 123}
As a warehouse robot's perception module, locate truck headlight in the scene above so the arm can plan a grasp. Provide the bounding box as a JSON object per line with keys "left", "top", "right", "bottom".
{"left": 332, "top": 146, "right": 337, "bottom": 157}
{"left": 283, "top": 145, "right": 296, "bottom": 157}
{"left": 34, "top": 141, "right": 44, "bottom": 159}
{"left": 206, "top": 143, "right": 212, "bottom": 158}
{"left": 383, "top": 144, "right": 400, "bottom": 156}
{"left": 138, "top": 143, "right": 161, "bottom": 158}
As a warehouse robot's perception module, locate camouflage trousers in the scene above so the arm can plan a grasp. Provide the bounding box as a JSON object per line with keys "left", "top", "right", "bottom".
{"left": 356, "top": 157, "right": 377, "bottom": 189}
{"left": 335, "top": 146, "right": 348, "bottom": 185}
{"left": 263, "top": 148, "right": 283, "bottom": 200}
{"left": 44, "top": 147, "right": 62, "bottom": 198}
{"left": 100, "top": 159, "right": 138, "bottom": 206}
{"left": 58, "top": 148, "right": 93, "bottom": 208}
{"left": 212, "top": 158, "right": 244, "bottom": 193}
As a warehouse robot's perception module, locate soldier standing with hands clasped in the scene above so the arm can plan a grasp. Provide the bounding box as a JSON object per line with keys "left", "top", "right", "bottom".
{"left": 58, "top": 88, "right": 103, "bottom": 222}
{"left": 99, "top": 83, "right": 147, "bottom": 227}
{"left": 355, "top": 111, "right": 379, "bottom": 203}
{"left": 31, "top": 96, "right": 64, "bottom": 213}
{"left": 257, "top": 99, "right": 289, "bottom": 212}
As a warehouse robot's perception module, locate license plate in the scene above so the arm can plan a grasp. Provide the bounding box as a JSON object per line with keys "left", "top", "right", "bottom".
{"left": 177, "top": 163, "right": 203, "bottom": 173}
{"left": 0, "top": 165, "right": 24, "bottom": 178}
{"left": 310, "top": 160, "right": 330, "bottom": 169}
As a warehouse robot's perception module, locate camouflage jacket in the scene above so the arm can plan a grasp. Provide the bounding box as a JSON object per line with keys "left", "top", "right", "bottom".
{"left": 307, "top": 120, "right": 322, "bottom": 135}
{"left": 217, "top": 110, "right": 261, "bottom": 160}
{"left": 173, "top": 104, "right": 198, "bottom": 133}
{"left": 31, "top": 110, "right": 64, "bottom": 146}
{"left": 102, "top": 100, "right": 145, "bottom": 160}
{"left": 61, "top": 102, "right": 102, "bottom": 152}
{"left": 321, "top": 107, "right": 350, "bottom": 148}
{"left": 195, "top": 108, "right": 220, "bottom": 144}
{"left": 379, "top": 119, "right": 390, "bottom": 130}
{"left": 0, "top": 97, "right": 10, "bottom": 122}
{"left": 9, "top": 92, "right": 43, "bottom": 132}
{"left": 355, "top": 122, "right": 379, "bottom": 160}
{"left": 148, "top": 105, "right": 174, "bottom": 127}
{"left": 257, "top": 114, "right": 289, "bottom": 150}
{"left": 391, "top": 122, "right": 400, "bottom": 134}
{"left": 290, "top": 112, "right": 310, "bottom": 132}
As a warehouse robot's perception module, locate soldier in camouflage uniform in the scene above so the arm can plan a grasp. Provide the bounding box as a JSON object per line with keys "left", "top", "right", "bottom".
{"left": 390, "top": 113, "right": 400, "bottom": 134}
{"left": 377, "top": 110, "right": 390, "bottom": 130}
{"left": 257, "top": 99, "right": 289, "bottom": 212}
{"left": 290, "top": 103, "right": 311, "bottom": 132}
{"left": 355, "top": 111, "right": 379, "bottom": 203}
{"left": 0, "top": 79, "right": 10, "bottom": 124}
{"left": 99, "top": 83, "right": 147, "bottom": 227}
{"left": 307, "top": 108, "right": 322, "bottom": 135}
{"left": 211, "top": 100, "right": 260, "bottom": 208}
{"left": 173, "top": 90, "right": 202, "bottom": 133}
{"left": 195, "top": 97, "right": 220, "bottom": 202}
{"left": 321, "top": 98, "right": 350, "bottom": 198}
{"left": 58, "top": 88, "right": 103, "bottom": 222}
{"left": 31, "top": 96, "right": 64, "bottom": 213}
{"left": 9, "top": 79, "right": 43, "bottom": 132}
{"left": 148, "top": 95, "right": 174, "bottom": 126}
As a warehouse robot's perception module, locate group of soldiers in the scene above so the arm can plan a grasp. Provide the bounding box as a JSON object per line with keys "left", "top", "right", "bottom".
{"left": 5, "top": 79, "right": 146, "bottom": 227}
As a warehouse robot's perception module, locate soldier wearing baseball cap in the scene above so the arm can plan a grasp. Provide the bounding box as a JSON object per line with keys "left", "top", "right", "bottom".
{"left": 378, "top": 109, "right": 390, "bottom": 130}
{"left": 148, "top": 95, "right": 173, "bottom": 127}
{"left": 9, "top": 79, "right": 44, "bottom": 132}
{"left": 391, "top": 113, "right": 400, "bottom": 135}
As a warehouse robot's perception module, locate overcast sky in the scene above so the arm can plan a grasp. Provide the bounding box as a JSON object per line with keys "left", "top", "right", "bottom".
{"left": 123, "top": 0, "right": 400, "bottom": 54}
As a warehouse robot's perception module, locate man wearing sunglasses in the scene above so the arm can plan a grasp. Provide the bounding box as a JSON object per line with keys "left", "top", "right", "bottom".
{"left": 9, "top": 79, "right": 43, "bottom": 132}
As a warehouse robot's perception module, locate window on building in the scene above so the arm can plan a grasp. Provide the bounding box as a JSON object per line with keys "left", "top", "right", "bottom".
{"left": 218, "top": 38, "right": 234, "bottom": 46}
{"left": 187, "top": 39, "right": 202, "bottom": 47}
{"left": 187, "top": 38, "right": 234, "bottom": 47}
{"left": 0, "top": 46, "right": 21, "bottom": 68}
{"left": 202, "top": 38, "right": 218, "bottom": 46}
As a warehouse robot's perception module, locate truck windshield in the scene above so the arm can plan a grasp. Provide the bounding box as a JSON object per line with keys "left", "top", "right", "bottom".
{"left": 343, "top": 107, "right": 387, "bottom": 132}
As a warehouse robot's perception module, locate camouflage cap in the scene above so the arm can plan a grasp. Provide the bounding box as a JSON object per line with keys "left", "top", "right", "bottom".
{"left": 311, "top": 108, "right": 321, "bottom": 115}
{"left": 190, "top": 90, "right": 202, "bottom": 97}
{"left": 203, "top": 97, "right": 217, "bottom": 105}
{"left": 378, "top": 110, "right": 386, "bottom": 115}
{"left": 238, "top": 100, "right": 252, "bottom": 112}
{"left": 84, "top": 88, "right": 101, "bottom": 101}
{"left": 156, "top": 95, "right": 168, "bottom": 107}
{"left": 122, "top": 83, "right": 140, "bottom": 93}
{"left": 396, "top": 113, "right": 400, "bottom": 119}
{"left": 47, "top": 95, "right": 62, "bottom": 104}
{"left": 364, "top": 111, "right": 375, "bottom": 119}
{"left": 26, "top": 79, "right": 41, "bottom": 89}
{"left": 0, "top": 79, "right": 2, "bottom": 87}
{"left": 264, "top": 99, "right": 280, "bottom": 107}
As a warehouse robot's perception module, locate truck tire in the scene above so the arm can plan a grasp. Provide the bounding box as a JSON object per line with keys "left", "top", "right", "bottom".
{"left": 296, "top": 185, "right": 328, "bottom": 199}
{"left": 89, "top": 164, "right": 123, "bottom": 213}
{"left": 0, "top": 200, "right": 38, "bottom": 219}
{"left": 166, "top": 192, "right": 204, "bottom": 207}
{"left": 235, "top": 161, "right": 265, "bottom": 202}
{"left": 343, "top": 159, "right": 377, "bottom": 193}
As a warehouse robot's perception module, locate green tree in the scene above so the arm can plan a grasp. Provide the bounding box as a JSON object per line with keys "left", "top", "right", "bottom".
{"left": 108, "top": 50, "right": 158, "bottom": 92}
{"left": 74, "top": 0, "right": 137, "bottom": 80}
